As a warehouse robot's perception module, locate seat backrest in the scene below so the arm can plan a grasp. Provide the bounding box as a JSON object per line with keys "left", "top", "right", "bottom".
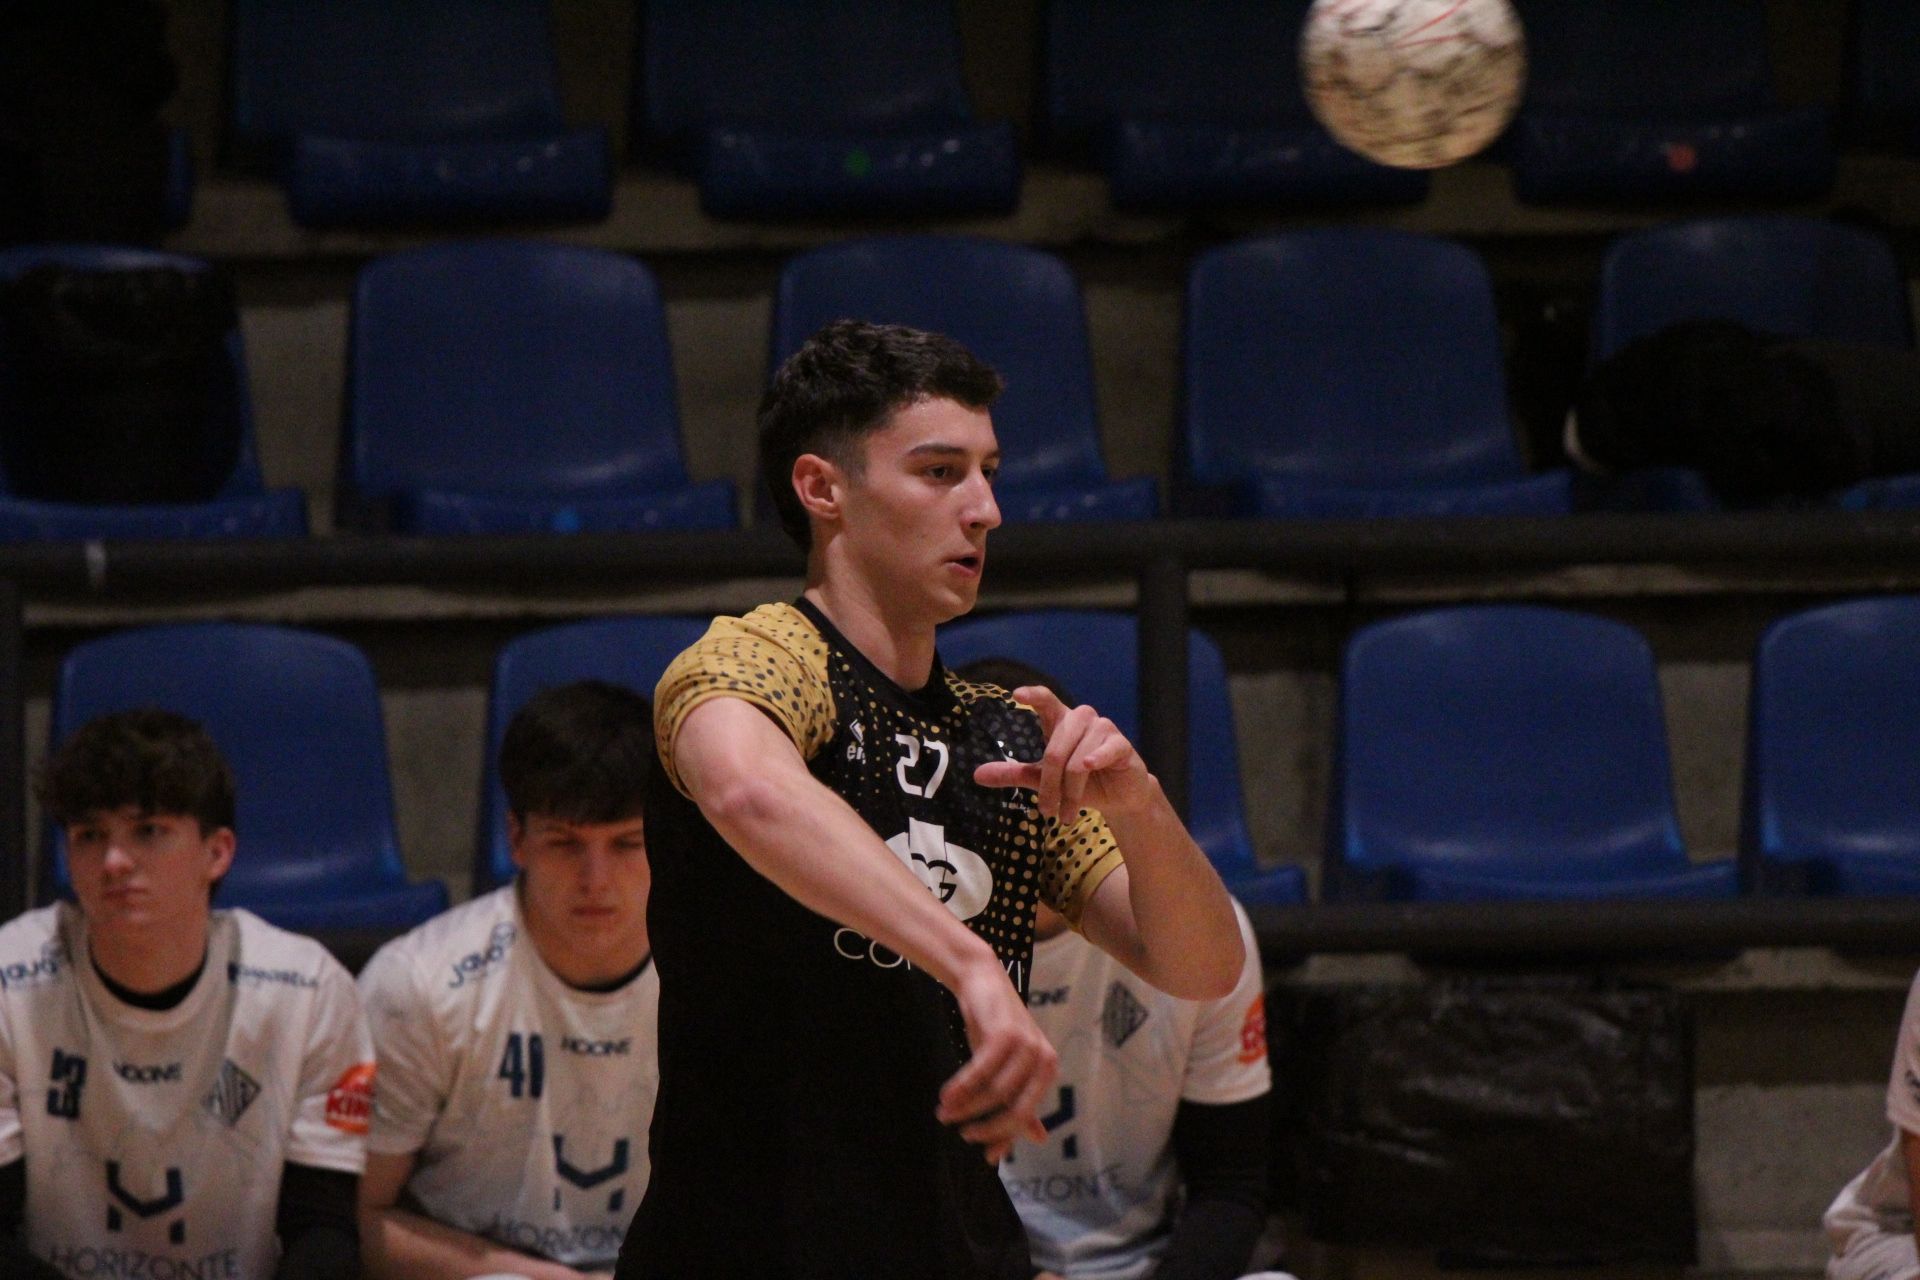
{"left": 1182, "top": 229, "right": 1520, "bottom": 490}
{"left": 478, "top": 616, "right": 714, "bottom": 890}
{"left": 1335, "top": 606, "right": 1687, "bottom": 879}
{"left": 48, "top": 624, "right": 412, "bottom": 906}
{"left": 936, "top": 609, "right": 1262, "bottom": 880}
{"left": 1745, "top": 596, "right": 1920, "bottom": 863}
{"left": 1592, "top": 217, "right": 1913, "bottom": 360}
{"left": 1043, "top": 0, "right": 1313, "bottom": 155}
{"left": 345, "top": 242, "right": 688, "bottom": 508}
{"left": 637, "top": 0, "right": 974, "bottom": 159}
{"left": 1516, "top": 0, "right": 1777, "bottom": 118}
{"left": 229, "top": 0, "right": 568, "bottom": 161}
{"left": 0, "top": 246, "right": 266, "bottom": 502}
{"left": 1847, "top": 0, "right": 1920, "bottom": 147}
{"left": 772, "top": 237, "right": 1108, "bottom": 491}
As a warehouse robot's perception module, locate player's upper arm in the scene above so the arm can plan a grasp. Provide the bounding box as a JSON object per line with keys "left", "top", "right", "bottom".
{"left": 286, "top": 952, "right": 376, "bottom": 1175}
{"left": 357, "top": 946, "right": 449, "bottom": 1158}
{"left": 356, "top": 1150, "right": 418, "bottom": 1213}
{"left": 654, "top": 609, "right": 836, "bottom": 797}
{"left": 1179, "top": 904, "right": 1271, "bottom": 1106}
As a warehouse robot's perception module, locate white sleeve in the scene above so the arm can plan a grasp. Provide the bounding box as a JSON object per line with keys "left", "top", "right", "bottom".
{"left": 284, "top": 953, "right": 375, "bottom": 1174}
{"left": 357, "top": 944, "right": 449, "bottom": 1157}
{"left": 1179, "top": 904, "right": 1271, "bottom": 1107}
{"left": 1886, "top": 969, "right": 1920, "bottom": 1136}
{"left": 0, "top": 1000, "right": 19, "bottom": 1166}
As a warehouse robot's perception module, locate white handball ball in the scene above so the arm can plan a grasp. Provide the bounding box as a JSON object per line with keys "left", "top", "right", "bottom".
{"left": 1301, "top": 0, "right": 1527, "bottom": 169}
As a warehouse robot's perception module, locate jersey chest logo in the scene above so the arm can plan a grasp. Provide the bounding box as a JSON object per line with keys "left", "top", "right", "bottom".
{"left": 886, "top": 817, "right": 992, "bottom": 921}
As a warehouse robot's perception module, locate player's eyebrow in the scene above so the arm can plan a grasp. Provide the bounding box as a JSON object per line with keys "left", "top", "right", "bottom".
{"left": 906, "top": 442, "right": 1000, "bottom": 464}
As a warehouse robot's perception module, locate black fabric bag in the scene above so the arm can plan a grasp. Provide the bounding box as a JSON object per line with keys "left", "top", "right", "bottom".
{"left": 1271, "top": 977, "right": 1697, "bottom": 1267}
{"left": 0, "top": 264, "right": 240, "bottom": 504}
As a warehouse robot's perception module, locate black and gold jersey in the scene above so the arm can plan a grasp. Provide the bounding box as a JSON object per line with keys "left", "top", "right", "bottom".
{"left": 620, "top": 599, "right": 1123, "bottom": 1280}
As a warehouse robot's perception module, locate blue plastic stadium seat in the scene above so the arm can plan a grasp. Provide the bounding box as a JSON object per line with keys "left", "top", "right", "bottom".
{"left": 229, "top": 0, "right": 610, "bottom": 228}
{"left": 1180, "top": 230, "right": 1571, "bottom": 518}
{"left": 1586, "top": 217, "right": 1912, "bottom": 512}
{"left": 939, "top": 610, "right": 1306, "bottom": 906}
{"left": 772, "top": 237, "right": 1157, "bottom": 523}
{"left": 342, "top": 242, "right": 734, "bottom": 535}
{"left": 1846, "top": 0, "right": 1920, "bottom": 152}
{"left": 1510, "top": 0, "right": 1833, "bottom": 204}
{"left": 0, "top": 246, "right": 306, "bottom": 543}
{"left": 1331, "top": 606, "right": 1739, "bottom": 902}
{"left": 47, "top": 624, "right": 447, "bottom": 931}
{"left": 1043, "top": 0, "right": 1427, "bottom": 210}
{"left": 477, "top": 616, "right": 714, "bottom": 892}
{"left": 1743, "top": 598, "right": 1920, "bottom": 895}
{"left": 635, "top": 0, "right": 1018, "bottom": 219}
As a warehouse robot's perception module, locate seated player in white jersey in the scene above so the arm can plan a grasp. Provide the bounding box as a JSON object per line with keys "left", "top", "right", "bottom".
{"left": 358, "top": 680, "right": 660, "bottom": 1280}
{"left": 0, "top": 708, "right": 374, "bottom": 1280}
{"left": 959, "top": 661, "right": 1284, "bottom": 1280}
{"left": 1825, "top": 968, "right": 1920, "bottom": 1280}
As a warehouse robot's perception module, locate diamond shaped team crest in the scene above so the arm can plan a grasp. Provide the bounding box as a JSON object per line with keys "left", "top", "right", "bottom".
{"left": 1101, "top": 981, "right": 1149, "bottom": 1049}
{"left": 202, "top": 1059, "right": 261, "bottom": 1127}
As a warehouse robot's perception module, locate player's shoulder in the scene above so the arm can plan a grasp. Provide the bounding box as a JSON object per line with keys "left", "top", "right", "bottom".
{"left": 0, "top": 904, "right": 70, "bottom": 998}
{"left": 224, "top": 908, "right": 354, "bottom": 995}
{"left": 360, "top": 886, "right": 519, "bottom": 998}
{"left": 696, "top": 602, "right": 827, "bottom": 664}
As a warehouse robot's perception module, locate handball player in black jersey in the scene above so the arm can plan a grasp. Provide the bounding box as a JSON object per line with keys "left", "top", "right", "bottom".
{"left": 620, "top": 321, "right": 1244, "bottom": 1280}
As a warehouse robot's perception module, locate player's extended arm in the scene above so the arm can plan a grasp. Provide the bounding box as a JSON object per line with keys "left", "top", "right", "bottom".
{"left": 1902, "top": 1128, "right": 1920, "bottom": 1253}
{"left": 676, "top": 695, "right": 1057, "bottom": 1161}
{"left": 975, "top": 687, "right": 1242, "bottom": 1001}
{"left": 358, "top": 1151, "right": 608, "bottom": 1280}
{"left": 273, "top": 1163, "right": 360, "bottom": 1280}
{"left": 1150, "top": 1096, "right": 1272, "bottom": 1280}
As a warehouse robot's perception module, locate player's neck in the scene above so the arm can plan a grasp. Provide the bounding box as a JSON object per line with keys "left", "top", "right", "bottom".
{"left": 522, "top": 905, "right": 651, "bottom": 991}
{"left": 803, "top": 579, "right": 937, "bottom": 691}
{"left": 86, "top": 913, "right": 211, "bottom": 997}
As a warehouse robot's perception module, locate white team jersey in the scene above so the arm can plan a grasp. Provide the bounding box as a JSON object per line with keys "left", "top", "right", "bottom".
{"left": 0, "top": 903, "right": 372, "bottom": 1280}
{"left": 1001, "top": 901, "right": 1270, "bottom": 1280}
{"left": 360, "top": 884, "right": 659, "bottom": 1269}
{"left": 1826, "top": 968, "right": 1920, "bottom": 1256}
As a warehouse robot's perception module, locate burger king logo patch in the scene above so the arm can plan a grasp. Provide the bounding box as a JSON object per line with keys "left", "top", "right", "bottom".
{"left": 325, "top": 1062, "right": 376, "bottom": 1133}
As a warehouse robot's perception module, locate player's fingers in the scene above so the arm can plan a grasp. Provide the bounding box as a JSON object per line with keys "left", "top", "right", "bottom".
{"left": 972, "top": 759, "right": 1040, "bottom": 791}
{"left": 937, "top": 1038, "right": 1013, "bottom": 1123}
{"left": 1038, "top": 706, "right": 1094, "bottom": 818}
{"left": 1011, "top": 685, "right": 1068, "bottom": 732}
{"left": 1060, "top": 719, "right": 1128, "bottom": 813}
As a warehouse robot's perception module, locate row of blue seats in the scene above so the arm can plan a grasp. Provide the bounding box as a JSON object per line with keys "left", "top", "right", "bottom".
{"left": 3, "top": 214, "right": 1912, "bottom": 544}
{"left": 34, "top": 594, "right": 1920, "bottom": 933}
{"left": 210, "top": 0, "right": 1915, "bottom": 226}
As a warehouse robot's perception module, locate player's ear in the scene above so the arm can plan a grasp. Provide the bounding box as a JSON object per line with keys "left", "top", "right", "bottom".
{"left": 203, "top": 826, "right": 236, "bottom": 885}
{"left": 507, "top": 812, "right": 527, "bottom": 870}
{"left": 792, "top": 453, "right": 844, "bottom": 525}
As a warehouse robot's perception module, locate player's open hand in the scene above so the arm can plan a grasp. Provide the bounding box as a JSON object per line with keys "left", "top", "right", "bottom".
{"left": 937, "top": 960, "right": 1058, "bottom": 1164}
{"left": 972, "top": 686, "right": 1155, "bottom": 821}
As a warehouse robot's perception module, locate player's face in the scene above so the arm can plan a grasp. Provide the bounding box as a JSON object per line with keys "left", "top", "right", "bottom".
{"left": 511, "top": 813, "right": 651, "bottom": 946}
{"left": 841, "top": 397, "right": 1002, "bottom": 623}
{"left": 65, "top": 807, "right": 232, "bottom": 935}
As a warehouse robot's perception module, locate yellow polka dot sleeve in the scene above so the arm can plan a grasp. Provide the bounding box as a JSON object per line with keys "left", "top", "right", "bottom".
{"left": 654, "top": 603, "right": 837, "bottom": 797}
{"left": 1038, "top": 807, "right": 1125, "bottom": 929}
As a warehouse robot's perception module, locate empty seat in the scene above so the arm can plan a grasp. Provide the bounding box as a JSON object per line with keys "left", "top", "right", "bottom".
{"left": 772, "top": 237, "right": 1155, "bottom": 522}
{"left": 1743, "top": 597, "right": 1920, "bottom": 895}
{"left": 634, "top": 0, "right": 1018, "bottom": 218}
{"left": 0, "top": 246, "right": 306, "bottom": 543}
{"left": 1846, "top": 0, "right": 1920, "bottom": 152}
{"left": 342, "top": 241, "right": 734, "bottom": 535}
{"left": 1042, "top": 0, "right": 1426, "bottom": 209}
{"left": 1180, "top": 230, "right": 1571, "bottom": 517}
{"left": 1592, "top": 217, "right": 1912, "bottom": 360}
{"left": 939, "top": 609, "right": 1306, "bottom": 906}
{"left": 477, "top": 615, "right": 713, "bottom": 892}
{"left": 228, "top": 0, "right": 610, "bottom": 228}
{"left": 1510, "top": 0, "right": 1833, "bottom": 203}
{"left": 48, "top": 624, "right": 447, "bottom": 931}
{"left": 1331, "top": 605, "right": 1739, "bottom": 901}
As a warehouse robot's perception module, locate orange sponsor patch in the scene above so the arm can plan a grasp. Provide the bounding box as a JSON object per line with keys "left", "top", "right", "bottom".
{"left": 324, "top": 1062, "right": 376, "bottom": 1134}
{"left": 1236, "top": 993, "right": 1268, "bottom": 1065}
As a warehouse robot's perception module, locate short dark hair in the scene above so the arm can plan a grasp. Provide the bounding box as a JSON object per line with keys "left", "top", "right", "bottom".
{"left": 953, "top": 657, "right": 1078, "bottom": 708}
{"left": 38, "top": 708, "right": 236, "bottom": 834}
{"left": 759, "top": 319, "right": 1004, "bottom": 549}
{"left": 500, "top": 680, "right": 656, "bottom": 826}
